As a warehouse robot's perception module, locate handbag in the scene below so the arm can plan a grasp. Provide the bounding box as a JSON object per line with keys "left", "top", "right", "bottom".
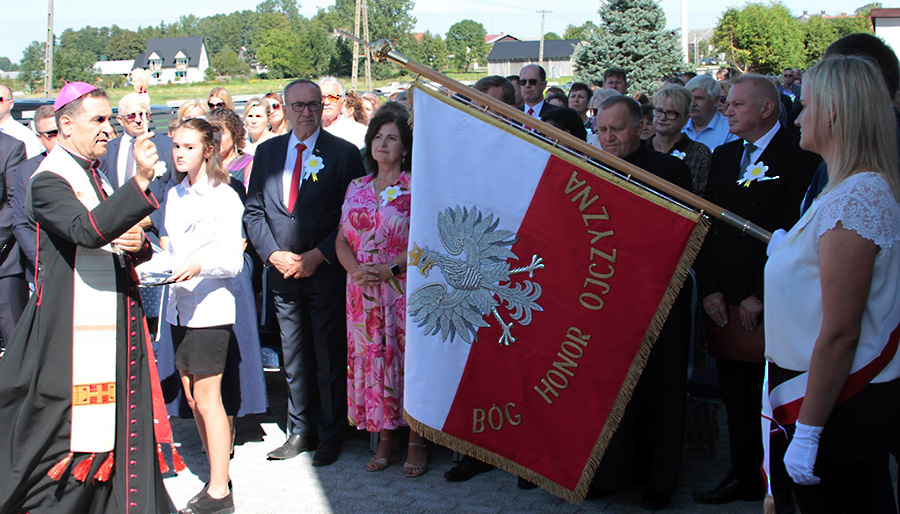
{"left": 706, "top": 305, "right": 765, "bottom": 363}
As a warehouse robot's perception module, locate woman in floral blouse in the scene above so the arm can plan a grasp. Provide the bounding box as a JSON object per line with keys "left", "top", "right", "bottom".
{"left": 335, "top": 107, "right": 427, "bottom": 477}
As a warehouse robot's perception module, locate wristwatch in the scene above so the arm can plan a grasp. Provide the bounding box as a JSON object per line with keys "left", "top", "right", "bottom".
{"left": 390, "top": 264, "right": 402, "bottom": 277}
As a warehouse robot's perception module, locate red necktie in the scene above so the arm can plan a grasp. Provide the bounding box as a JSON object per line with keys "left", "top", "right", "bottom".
{"left": 528, "top": 107, "right": 534, "bottom": 117}
{"left": 287, "top": 143, "right": 306, "bottom": 211}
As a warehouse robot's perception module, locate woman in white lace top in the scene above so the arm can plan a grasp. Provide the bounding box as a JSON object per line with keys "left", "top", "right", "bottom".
{"left": 763, "top": 56, "right": 900, "bottom": 512}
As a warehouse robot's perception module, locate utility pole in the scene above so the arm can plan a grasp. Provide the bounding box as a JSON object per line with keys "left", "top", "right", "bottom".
{"left": 44, "top": 0, "right": 54, "bottom": 98}
{"left": 536, "top": 10, "right": 551, "bottom": 70}
{"left": 362, "top": 0, "right": 371, "bottom": 91}
{"left": 350, "top": 0, "right": 372, "bottom": 92}
{"left": 351, "top": 0, "right": 361, "bottom": 90}
{"left": 681, "top": 0, "right": 689, "bottom": 66}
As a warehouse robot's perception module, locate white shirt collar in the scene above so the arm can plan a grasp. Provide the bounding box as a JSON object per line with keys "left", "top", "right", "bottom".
{"left": 745, "top": 120, "right": 781, "bottom": 153}
{"left": 288, "top": 127, "right": 320, "bottom": 152}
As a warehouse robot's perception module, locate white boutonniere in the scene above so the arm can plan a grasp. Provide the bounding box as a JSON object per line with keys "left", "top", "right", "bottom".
{"left": 379, "top": 185, "right": 406, "bottom": 207}
{"left": 737, "top": 161, "right": 780, "bottom": 187}
{"left": 671, "top": 150, "right": 686, "bottom": 160}
{"left": 303, "top": 154, "right": 325, "bottom": 181}
{"left": 153, "top": 161, "right": 167, "bottom": 178}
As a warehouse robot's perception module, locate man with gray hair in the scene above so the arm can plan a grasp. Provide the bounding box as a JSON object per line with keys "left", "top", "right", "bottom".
{"left": 318, "top": 76, "right": 367, "bottom": 149}
{"left": 683, "top": 75, "right": 738, "bottom": 151}
{"left": 0, "top": 84, "right": 42, "bottom": 158}
{"left": 591, "top": 94, "right": 693, "bottom": 509}
{"left": 245, "top": 78, "right": 364, "bottom": 465}
{"left": 693, "top": 74, "right": 820, "bottom": 505}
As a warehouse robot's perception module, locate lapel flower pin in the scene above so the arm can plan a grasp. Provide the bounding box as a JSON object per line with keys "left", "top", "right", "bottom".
{"left": 304, "top": 154, "right": 325, "bottom": 181}
{"left": 379, "top": 185, "right": 405, "bottom": 207}
{"left": 671, "top": 150, "right": 686, "bottom": 160}
{"left": 737, "top": 162, "right": 780, "bottom": 187}
{"left": 154, "top": 161, "right": 167, "bottom": 178}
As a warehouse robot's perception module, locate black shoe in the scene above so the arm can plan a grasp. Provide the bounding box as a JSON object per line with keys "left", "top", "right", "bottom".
{"left": 693, "top": 476, "right": 763, "bottom": 504}
{"left": 641, "top": 488, "right": 672, "bottom": 511}
{"left": 444, "top": 456, "right": 494, "bottom": 482}
{"left": 179, "top": 490, "right": 234, "bottom": 514}
{"left": 266, "top": 434, "right": 314, "bottom": 460}
{"left": 312, "top": 437, "right": 342, "bottom": 466}
{"left": 517, "top": 477, "right": 538, "bottom": 490}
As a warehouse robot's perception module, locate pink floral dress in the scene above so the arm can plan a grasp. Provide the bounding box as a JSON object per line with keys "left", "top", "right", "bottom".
{"left": 340, "top": 172, "right": 411, "bottom": 431}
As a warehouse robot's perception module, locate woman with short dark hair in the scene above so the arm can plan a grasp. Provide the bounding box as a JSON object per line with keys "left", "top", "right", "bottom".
{"left": 335, "top": 108, "right": 427, "bottom": 477}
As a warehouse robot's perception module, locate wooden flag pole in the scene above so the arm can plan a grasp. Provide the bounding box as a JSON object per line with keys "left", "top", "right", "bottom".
{"left": 354, "top": 36, "right": 772, "bottom": 244}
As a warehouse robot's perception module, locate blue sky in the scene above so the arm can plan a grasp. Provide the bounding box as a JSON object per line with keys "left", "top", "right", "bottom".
{"left": 1, "top": 0, "right": 873, "bottom": 66}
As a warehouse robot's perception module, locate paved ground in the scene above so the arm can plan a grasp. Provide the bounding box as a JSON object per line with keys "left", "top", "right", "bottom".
{"left": 162, "top": 372, "right": 765, "bottom": 514}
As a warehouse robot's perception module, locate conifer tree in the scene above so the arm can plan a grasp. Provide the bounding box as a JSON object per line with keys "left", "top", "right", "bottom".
{"left": 574, "top": 0, "right": 684, "bottom": 95}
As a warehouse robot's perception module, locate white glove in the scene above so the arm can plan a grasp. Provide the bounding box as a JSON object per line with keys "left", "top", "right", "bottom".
{"left": 784, "top": 421, "right": 823, "bottom": 485}
{"left": 767, "top": 229, "right": 787, "bottom": 257}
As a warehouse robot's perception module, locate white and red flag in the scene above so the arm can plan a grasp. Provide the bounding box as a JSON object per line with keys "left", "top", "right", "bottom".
{"left": 404, "top": 85, "right": 708, "bottom": 501}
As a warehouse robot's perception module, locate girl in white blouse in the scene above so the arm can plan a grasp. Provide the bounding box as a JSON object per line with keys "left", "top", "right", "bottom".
{"left": 765, "top": 55, "right": 900, "bottom": 512}
{"left": 159, "top": 118, "right": 244, "bottom": 514}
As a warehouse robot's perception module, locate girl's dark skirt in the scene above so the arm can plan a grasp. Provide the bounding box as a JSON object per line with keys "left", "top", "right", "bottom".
{"left": 171, "top": 324, "right": 234, "bottom": 375}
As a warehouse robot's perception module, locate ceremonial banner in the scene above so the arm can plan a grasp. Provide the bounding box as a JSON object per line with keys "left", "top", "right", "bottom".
{"left": 404, "top": 85, "right": 708, "bottom": 501}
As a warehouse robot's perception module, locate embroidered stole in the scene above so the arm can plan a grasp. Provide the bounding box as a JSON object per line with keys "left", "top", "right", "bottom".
{"left": 35, "top": 146, "right": 118, "bottom": 454}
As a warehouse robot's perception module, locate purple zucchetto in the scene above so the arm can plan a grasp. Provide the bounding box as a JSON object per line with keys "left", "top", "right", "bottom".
{"left": 54, "top": 81, "right": 98, "bottom": 111}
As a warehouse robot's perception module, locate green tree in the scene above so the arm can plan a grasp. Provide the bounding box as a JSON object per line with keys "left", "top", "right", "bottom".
{"left": 574, "top": 0, "right": 684, "bottom": 95}
{"left": 406, "top": 31, "right": 448, "bottom": 70}
{"left": 446, "top": 19, "right": 488, "bottom": 72}
{"left": 563, "top": 21, "right": 600, "bottom": 41}
{"left": 18, "top": 41, "right": 45, "bottom": 92}
{"left": 105, "top": 30, "right": 147, "bottom": 60}
{"left": 712, "top": 2, "right": 804, "bottom": 74}
{"left": 543, "top": 32, "right": 561, "bottom": 41}
{"left": 801, "top": 11, "right": 873, "bottom": 66}
{"left": 58, "top": 26, "right": 111, "bottom": 60}
{"left": 211, "top": 47, "right": 251, "bottom": 76}
{"left": 256, "top": 27, "right": 306, "bottom": 78}
{"left": 0, "top": 57, "right": 13, "bottom": 71}
{"left": 54, "top": 47, "right": 97, "bottom": 87}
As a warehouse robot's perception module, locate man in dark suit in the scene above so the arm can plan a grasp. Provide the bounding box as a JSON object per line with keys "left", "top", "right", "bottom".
{"left": 591, "top": 95, "right": 693, "bottom": 510}
{"left": 245, "top": 79, "right": 365, "bottom": 465}
{"left": 98, "top": 92, "right": 172, "bottom": 235}
{"left": 518, "top": 65, "right": 558, "bottom": 122}
{"left": 693, "top": 75, "right": 820, "bottom": 505}
{"left": 10, "top": 105, "right": 57, "bottom": 284}
{"left": 0, "top": 131, "right": 27, "bottom": 349}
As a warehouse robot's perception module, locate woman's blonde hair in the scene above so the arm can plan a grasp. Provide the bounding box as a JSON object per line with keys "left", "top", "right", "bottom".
{"left": 176, "top": 118, "right": 230, "bottom": 188}
{"left": 177, "top": 98, "right": 209, "bottom": 123}
{"left": 244, "top": 97, "right": 269, "bottom": 120}
{"left": 208, "top": 87, "right": 234, "bottom": 110}
{"left": 653, "top": 85, "right": 691, "bottom": 118}
{"left": 805, "top": 55, "right": 900, "bottom": 199}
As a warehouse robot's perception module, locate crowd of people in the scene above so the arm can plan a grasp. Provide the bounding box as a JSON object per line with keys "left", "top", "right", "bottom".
{"left": 0, "top": 30, "right": 897, "bottom": 514}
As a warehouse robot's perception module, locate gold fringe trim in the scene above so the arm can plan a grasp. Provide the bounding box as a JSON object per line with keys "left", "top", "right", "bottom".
{"left": 409, "top": 83, "right": 701, "bottom": 223}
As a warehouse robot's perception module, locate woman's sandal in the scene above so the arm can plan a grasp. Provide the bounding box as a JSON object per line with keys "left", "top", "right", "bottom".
{"left": 403, "top": 442, "right": 428, "bottom": 478}
{"left": 366, "top": 437, "right": 401, "bottom": 472}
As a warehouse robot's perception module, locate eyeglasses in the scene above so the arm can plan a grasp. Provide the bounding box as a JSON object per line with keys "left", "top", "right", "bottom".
{"left": 0, "top": 97, "right": 6, "bottom": 102}
{"left": 38, "top": 129, "right": 58, "bottom": 138}
{"left": 652, "top": 108, "right": 680, "bottom": 120}
{"left": 290, "top": 101, "right": 323, "bottom": 113}
{"left": 519, "top": 78, "right": 541, "bottom": 86}
{"left": 208, "top": 101, "right": 225, "bottom": 109}
{"left": 122, "top": 111, "right": 148, "bottom": 122}
{"left": 322, "top": 94, "right": 342, "bottom": 103}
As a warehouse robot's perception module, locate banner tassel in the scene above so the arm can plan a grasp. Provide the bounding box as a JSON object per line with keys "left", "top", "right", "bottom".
{"left": 72, "top": 453, "right": 95, "bottom": 482}
{"left": 157, "top": 443, "right": 170, "bottom": 474}
{"left": 171, "top": 445, "right": 186, "bottom": 472}
{"left": 92, "top": 451, "right": 114, "bottom": 482}
{"left": 47, "top": 451, "right": 74, "bottom": 481}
